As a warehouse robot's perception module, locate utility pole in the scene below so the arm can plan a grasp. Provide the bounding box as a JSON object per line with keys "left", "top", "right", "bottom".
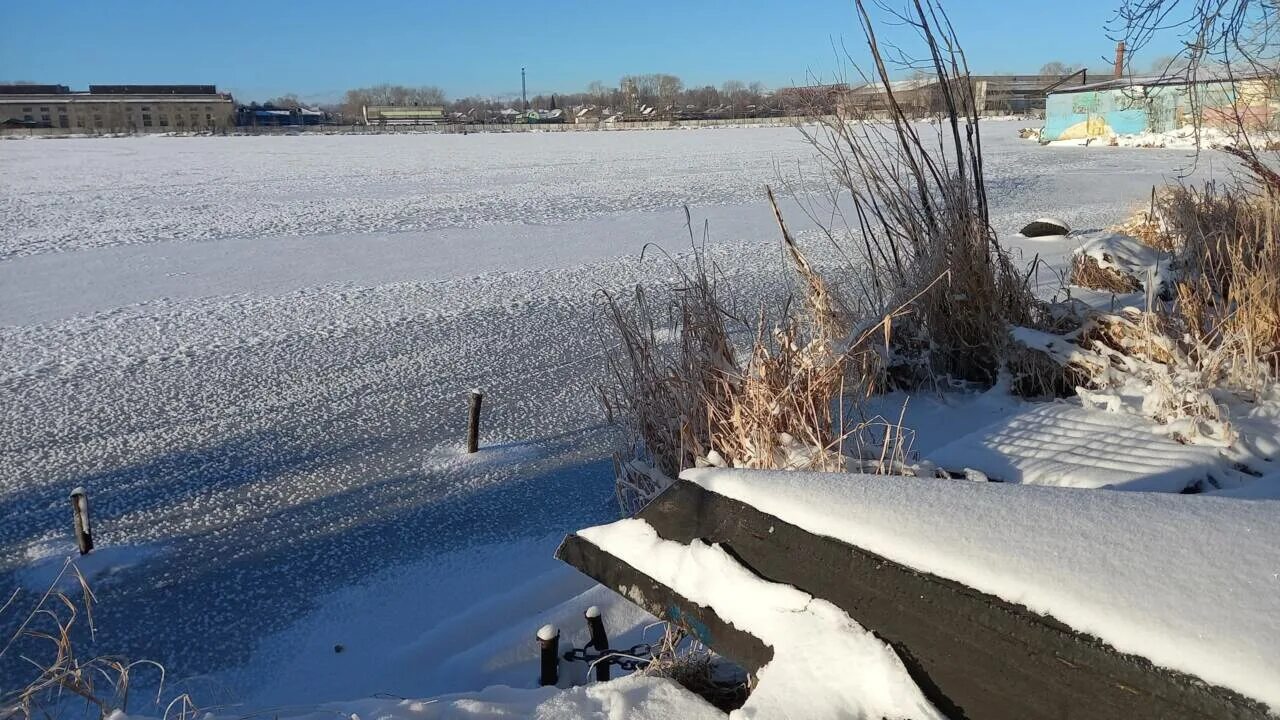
{"left": 522, "top": 67, "right": 528, "bottom": 111}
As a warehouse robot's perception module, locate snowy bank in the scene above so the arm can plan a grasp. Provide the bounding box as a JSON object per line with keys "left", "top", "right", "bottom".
{"left": 681, "top": 468, "right": 1280, "bottom": 710}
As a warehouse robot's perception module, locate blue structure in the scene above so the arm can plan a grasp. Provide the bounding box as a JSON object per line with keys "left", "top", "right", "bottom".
{"left": 1042, "top": 72, "right": 1278, "bottom": 142}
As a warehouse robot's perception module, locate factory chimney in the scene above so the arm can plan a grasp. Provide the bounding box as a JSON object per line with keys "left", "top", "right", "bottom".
{"left": 1114, "top": 41, "right": 1127, "bottom": 78}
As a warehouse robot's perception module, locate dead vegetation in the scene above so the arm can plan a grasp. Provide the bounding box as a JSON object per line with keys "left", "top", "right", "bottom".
{"left": 1, "top": 560, "right": 191, "bottom": 720}
{"left": 599, "top": 0, "right": 1046, "bottom": 510}
{"left": 639, "top": 623, "right": 748, "bottom": 712}
{"left": 1069, "top": 253, "right": 1144, "bottom": 293}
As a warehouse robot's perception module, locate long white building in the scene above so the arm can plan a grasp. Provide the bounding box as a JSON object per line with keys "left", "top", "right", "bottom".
{"left": 0, "top": 84, "right": 235, "bottom": 133}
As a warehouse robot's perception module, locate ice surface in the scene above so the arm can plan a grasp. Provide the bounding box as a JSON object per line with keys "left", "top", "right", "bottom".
{"left": 683, "top": 468, "right": 1280, "bottom": 709}
{"left": 579, "top": 519, "right": 943, "bottom": 720}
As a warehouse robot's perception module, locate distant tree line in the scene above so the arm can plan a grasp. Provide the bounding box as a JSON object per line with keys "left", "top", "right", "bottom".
{"left": 444, "top": 74, "right": 774, "bottom": 116}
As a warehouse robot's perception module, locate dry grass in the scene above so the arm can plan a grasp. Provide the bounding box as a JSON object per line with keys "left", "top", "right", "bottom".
{"left": 1013, "top": 170, "right": 1278, "bottom": 438}
{"left": 1, "top": 560, "right": 189, "bottom": 720}
{"left": 1162, "top": 180, "right": 1280, "bottom": 392}
{"left": 600, "top": 198, "right": 901, "bottom": 512}
{"left": 1069, "top": 253, "right": 1143, "bottom": 293}
{"left": 794, "top": 1, "right": 1043, "bottom": 389}
{"left": 640, "top": 623, "right": 748, "bottom": 712}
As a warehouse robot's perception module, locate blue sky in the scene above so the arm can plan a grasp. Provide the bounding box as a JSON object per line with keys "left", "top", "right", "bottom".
{"left": 2, "top": 1, "right": 1180, "bottom": 103}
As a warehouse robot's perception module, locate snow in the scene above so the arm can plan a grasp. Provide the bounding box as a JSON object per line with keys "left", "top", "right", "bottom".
{"left": 1044, "top": 123, "right": 1279, "bottom": 149}
{"left": 0, "top": 125, "right": 1234, "bottom": 708}
{"left": 537, "top": 624, "right": 559, "bottom": 641}
{"left": 1076, "top": 232, "right": 1167, "bottom": 287}
{"left": 682, "top": 468, "right": 1280, "bottom": 710}
{"left": 577, "top": 519, "right": 943, "bottom": 720}
{"left": 273, "top": 674, "right": 724, "bottom": 720}
{"left": 925, "top": 401, "right": 1241, "bottom": 491}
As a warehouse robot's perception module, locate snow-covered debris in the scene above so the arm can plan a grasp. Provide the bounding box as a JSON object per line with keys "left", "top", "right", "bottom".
{"left": 924, "top": 401, "right": 1240, "bottom": 491}
{"left": 1019, "top": 217, "right": 1070, "bottom": 237}
{"left": 577, "top": 519, "right": 944, "bottom": 720}
{"left": 682, "top": 468, "right": 1280, "bottom": 711}
{"left": 1073, "top": 232, "right": 1167, "bottom": 292}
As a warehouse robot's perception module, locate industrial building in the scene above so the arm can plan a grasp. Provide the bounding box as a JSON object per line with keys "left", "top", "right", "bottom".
{"left": 1040, "top": 71, "right": 1279, "bottom": 142}
{"left": 362, "top": 105, "right": 445, "bottom": 125}
{"left": 0, "top": 84, "right": 236, "bottom": 133}
{"left": 833, "top": 74, "right": 1088, "bottom": 117}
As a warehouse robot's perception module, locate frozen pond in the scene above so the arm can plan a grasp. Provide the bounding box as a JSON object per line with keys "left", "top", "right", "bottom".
{"left": 0, "top": 125, "right": 1202, "bottom": 701}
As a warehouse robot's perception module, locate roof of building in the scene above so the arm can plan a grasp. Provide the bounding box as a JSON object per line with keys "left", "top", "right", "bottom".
{"left": 1050, "top": 69, "right": 1277, "bottom": 95}
{"left": 0, "top": 84, "right": 70, "bottom": 95}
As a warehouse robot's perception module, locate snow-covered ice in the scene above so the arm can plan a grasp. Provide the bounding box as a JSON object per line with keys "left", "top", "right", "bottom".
{"left": 0, "top": 125, "right": 1230, "bottom": 707}
{"left": 683, "top": 468, "right": 1280, "bottom": 710}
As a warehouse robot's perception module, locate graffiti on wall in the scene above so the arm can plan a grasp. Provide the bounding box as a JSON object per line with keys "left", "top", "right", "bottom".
{"left": 1042, "top": 77, "right": 1278, "bottom": 142}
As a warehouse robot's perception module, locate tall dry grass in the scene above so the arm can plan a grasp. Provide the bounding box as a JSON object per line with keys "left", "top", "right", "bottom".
{"left": 1, "top": 560, "right": 190, "bottom": 720}
{"left": 795, "top": 0, "right": 1042, "bottom": 388}
{"left": 1162, "top": 178, "right": 1280, "bottom": 393}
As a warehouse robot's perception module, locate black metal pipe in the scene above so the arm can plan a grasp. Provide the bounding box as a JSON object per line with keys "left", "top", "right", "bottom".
{"left": 537, "top": 624, "right": 559, "bottom": 686}
{"left": 585, "top": 606, "right": 610, "bottom": 681}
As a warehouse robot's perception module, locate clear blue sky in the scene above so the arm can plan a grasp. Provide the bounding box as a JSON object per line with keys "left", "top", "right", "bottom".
{"left": 2, "top": 1, "right": 1180, "bottom": 103}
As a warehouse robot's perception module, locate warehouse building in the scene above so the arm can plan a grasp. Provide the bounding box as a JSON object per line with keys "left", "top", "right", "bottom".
{"left": 362, "top": 105, "right": 445, "bottom": 125}
{"left": 1040, "top": 71, "right": 1279, "bottom": 142}
{"left": 0, "top": 84, "right": 236, "bottom": 133}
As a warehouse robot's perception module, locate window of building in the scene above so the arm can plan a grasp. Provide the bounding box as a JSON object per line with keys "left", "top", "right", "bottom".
{"left": 141, "top": 106, "right": 150, "bottom": 111}
{"left": 142, "top": 114, "right": 152, "bottom": 127}
{"left": 158, "top": 115, "right": 168, "bottom": 127}
{"left": 205, "top": 113, "right": 213, "bottom": 123}
{"left": 189, "top": 113, "right": 198, "bottom": 125}
{"left": 22, "top": 115, "right": 32, "bottom": 122}
{"left": 21, "top": 107, "right": 31, "bottom": 112}
{"left": 39, "top": 106, "right": 48, "bottom": 112}
{"left": 59, "top": 116, "right": 69, "bottom": 128}
{"left": 176, "top": 115, "right": 185, "bottom": 126}
{"left": 57, "top": 106, "right": 66, "bottom": 113}
{"left": 41, "top": 114, "right": 50, "bottom": 122}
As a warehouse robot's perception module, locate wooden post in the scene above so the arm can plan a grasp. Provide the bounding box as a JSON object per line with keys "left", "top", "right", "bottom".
{"left": 537, "top": 624, "right": 559, "bottom": 686}
{"left": 69, "top": 487, "right": 93, "bottom": 555}
{"left": 585, "top": 605, "right": 611, "bottom": 681}
{"left": 467, "top": 389, "right": 483, "bottom": 454}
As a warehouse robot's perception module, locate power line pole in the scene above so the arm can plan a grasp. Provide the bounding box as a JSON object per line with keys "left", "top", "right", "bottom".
{"left": 522, "top": 67, "right": 528, "bottom": 111}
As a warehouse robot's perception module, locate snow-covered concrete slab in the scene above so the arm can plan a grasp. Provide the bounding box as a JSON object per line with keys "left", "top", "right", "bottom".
{"left": 576, "top": 519, "right": 944, "bottom": 720}
{"left": 925, "top": 401, "right": 1234, "bottom": 491}
{"left": 682, "top": 468, "right": 1280, "bottom": 711}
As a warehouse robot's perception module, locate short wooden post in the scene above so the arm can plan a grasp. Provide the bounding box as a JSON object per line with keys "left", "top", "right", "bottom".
{"left": 467, "top": 389, "right": 483, "bottom": 454}
{"left": 537, "top": 624, "right": 559, "bottom": 686}
{"left": 585, "top": 606, "right": 610, "bottom": 681}
{"left": 69, "top": 487, "right": 93, "bottom": 555}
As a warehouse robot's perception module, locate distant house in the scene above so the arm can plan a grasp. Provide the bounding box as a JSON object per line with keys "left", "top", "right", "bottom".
{"left": 574, "top": 106, "right": 600, "bottom": 124}
{"left": 363, "top": 104, "right": 445, "bottom": 125}
{"left": 1041, "top": 70, "right": 1279, "bottom": 142}
{"left": 523, "top": 108, "right": 565, "bottom": 124}
{"left": 834, "top": 74, "right": 1087, "bottom": 118}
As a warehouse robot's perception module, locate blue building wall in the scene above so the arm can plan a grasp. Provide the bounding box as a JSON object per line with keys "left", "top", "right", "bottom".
{"left": 1042, "top": 78, "right": 1276, "bottom": 142}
